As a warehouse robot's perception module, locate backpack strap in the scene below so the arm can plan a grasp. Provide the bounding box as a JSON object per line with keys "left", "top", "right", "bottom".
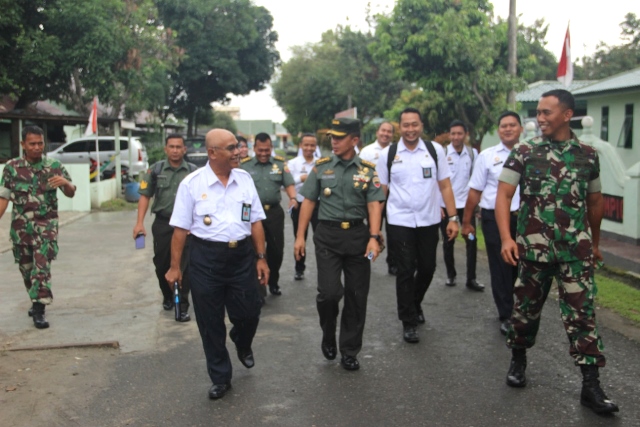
{"left": 425, "top": 140, "right": 438, "bottom": 173}
{"left": 387, "top": 142, "right": 398, "bottom": 179}
{"left": 465, "top": 145, "right": 474, "bottom": 176}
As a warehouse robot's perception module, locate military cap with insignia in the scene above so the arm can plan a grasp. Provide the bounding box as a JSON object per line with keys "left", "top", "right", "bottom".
{"left": 326, "top": 117, "right": 361, "bottom": 137}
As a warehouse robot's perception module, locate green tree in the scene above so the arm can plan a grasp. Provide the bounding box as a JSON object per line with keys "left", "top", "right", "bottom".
{"left": 371, "top": 0, "right": 524, "bottom": 146}
{"left": 272, "top": 27, "right": 407, "bottom": 135}
{"left": 212, "top": 111, "right": 237, "bottom": 134}
{"left": 580, "top": 13, "right": 640, "bottom": 79}
{"left": 156, "top": 0, "right": 279, "bottom": 136}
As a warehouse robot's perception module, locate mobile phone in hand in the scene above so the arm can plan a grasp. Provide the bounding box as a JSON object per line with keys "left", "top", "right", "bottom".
{"left": 135, "top": 233, "right": 145, "bottom": 249}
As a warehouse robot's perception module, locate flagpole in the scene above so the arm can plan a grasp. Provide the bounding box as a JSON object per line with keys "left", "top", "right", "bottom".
{"left": 94, "top": 98, "right": 100, "bottom": 182}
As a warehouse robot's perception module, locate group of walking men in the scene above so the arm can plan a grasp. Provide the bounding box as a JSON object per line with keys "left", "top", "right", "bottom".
{"left": 0, "top": 89, "right": 618, "bottom": 413}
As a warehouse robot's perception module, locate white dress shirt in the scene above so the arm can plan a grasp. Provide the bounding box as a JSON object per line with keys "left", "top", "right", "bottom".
{"left": 467, "top": 142, "right": 520, "bottom": 212}
{"left": 359, "top": 141, "right": 388, "bottom": 163}
{"left": 377, "top": 138, "right": 451, "bottom": 228}
{"left": 287, "top": 155, "right": 316, "bottom": 203}
{"left": 440, "top": 144, "right": 477, "bottom": 209}
{"left": 170, "top": 165, "right": 266, "bottom": 241}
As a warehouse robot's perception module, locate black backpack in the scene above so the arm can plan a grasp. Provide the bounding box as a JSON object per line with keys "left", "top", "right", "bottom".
{"left": 386, "top": 140, "right": 438, "bottom": 178}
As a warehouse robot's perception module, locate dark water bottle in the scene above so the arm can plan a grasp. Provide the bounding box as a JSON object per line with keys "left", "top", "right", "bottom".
{"left": 174, "top": 282, "right": 181, "bottom": 321}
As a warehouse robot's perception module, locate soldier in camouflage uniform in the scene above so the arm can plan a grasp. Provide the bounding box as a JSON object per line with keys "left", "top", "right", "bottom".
{"left": 240, "top": 132, "right": 297, "bottom": 299}
{"left": 495, "top": 89, "right": 619, "bottom": 414}
{"left": 0, "top": 126, "right": 76, "bottom": 329}
{"left": 294, "top": 118, "right": 384, "bottom": 371}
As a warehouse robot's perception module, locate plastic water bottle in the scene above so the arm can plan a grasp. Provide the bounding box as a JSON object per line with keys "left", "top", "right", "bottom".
{"left": 468, "top": 233, "right": 475, "bottom": 241}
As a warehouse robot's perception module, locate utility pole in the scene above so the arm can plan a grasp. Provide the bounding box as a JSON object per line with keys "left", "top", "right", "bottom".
{"left": 507, "top": 0, "right": 517, "bottom": 109}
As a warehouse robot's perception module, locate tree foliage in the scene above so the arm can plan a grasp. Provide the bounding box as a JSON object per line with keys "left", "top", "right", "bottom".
{"left": 272, "top": 26, "right": 407, "bottom": 135}
{"left": 371, "top": 0, "right": 525, "bottom": 146}
{"left": 156, "top": 0, "right": 279, "bottom": 136}
{"left": 580, "top": 13, "right": 640, "bottom": 79}
{"left": 0, "top": 0, "right": 176, "bottom": 115}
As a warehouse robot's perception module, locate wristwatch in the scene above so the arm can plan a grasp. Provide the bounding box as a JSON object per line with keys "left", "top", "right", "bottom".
{"left": 448, "top": 215, "right": 460, "bottom": 222}
{"left": 370, "top": 234, "right": 381, "bottom": 242}
{"left": 256, "top": 252, "right": 266, "bottom": 259}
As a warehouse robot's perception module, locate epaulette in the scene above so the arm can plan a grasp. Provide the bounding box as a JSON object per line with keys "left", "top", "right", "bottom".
{"left": 315, "top": 156, "right": 331, "bottom": 165}
{"left": 241, "top": 157, "right": 252, "bottom": 164}
{"left": 273, "top": 155, "right": 285, "bottom": 162}
{"left": 361, "top": 159, "right": 377, "bottom": 169}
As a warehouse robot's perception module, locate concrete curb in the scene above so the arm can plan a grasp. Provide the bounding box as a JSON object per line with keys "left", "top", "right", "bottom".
{"left": 6, "top": 340, "right": 120, "bottom": 352}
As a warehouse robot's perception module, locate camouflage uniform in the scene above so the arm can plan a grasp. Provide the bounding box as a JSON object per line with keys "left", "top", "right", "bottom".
{"left": 0, "top": 157, "right": 73, "bottom": 305}
{"left": 499, "top": 132, "right": 605, "bottom": 366}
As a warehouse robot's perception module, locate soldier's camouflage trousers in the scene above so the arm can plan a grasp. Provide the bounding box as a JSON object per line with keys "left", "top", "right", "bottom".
{"left": 13, "top": 243, "right": 55, "bottom": 304}
{"left": 507, "top": 258, "right": 605, "bottom": 367}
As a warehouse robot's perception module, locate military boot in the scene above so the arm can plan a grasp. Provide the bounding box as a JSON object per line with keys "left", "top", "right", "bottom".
{"left": 32, "top": 302, "right": 49, "bottom": 329}
{"left": 506, "top": 348, "right": 527, "bottom": 387}
{"left": 580, "top": 365, "right": 619, "bottom": 414}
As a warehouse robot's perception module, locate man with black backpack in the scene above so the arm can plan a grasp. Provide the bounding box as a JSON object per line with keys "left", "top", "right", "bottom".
{"left": 377, "top": 108, "right": 459, "bottom": 344}
{"left": 133, "top": 134, "right": 198, "bottom": 321}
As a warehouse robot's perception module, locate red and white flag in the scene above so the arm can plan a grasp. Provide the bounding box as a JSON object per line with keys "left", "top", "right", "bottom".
{"left": 84, "top": 97, "right": 98, "bottom": 136}
{"left": 557, "top": 25, "right": 573, "bottom": 87}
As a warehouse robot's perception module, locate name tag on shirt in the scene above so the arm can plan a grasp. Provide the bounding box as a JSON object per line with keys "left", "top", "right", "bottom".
{"left": 423, "top": 167, "right": 432, "bottom": 179}
{"left": 241, "top": 203, "right": 251, "bottom": 222}
{"left": 321, "top": 174, "right": 335, "bottom": 180}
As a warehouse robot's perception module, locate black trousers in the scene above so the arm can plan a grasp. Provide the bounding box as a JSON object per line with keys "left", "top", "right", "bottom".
{"left": 439, "top": 207, "right": 477, "bottom": 281}
{"left": 152, "top": 217, "right": 190, "bottom": 310}
{"left": 313, "top": 222, "right": 370, "bottom": 357}
{"left": 388, "top": 223, "right": 439, "bottom": 327}
{"left": 481, "top": 209, "right": 518, "bottom": 320}
{"left": 189, "top": 236, "right": 261, "bottom": 384}
{"left": 382, "top": 206, "right": 395, "bottom": 268}
{"left": 290, "top": 203, "right": 319, "bottom": 273}
{"left": 262, "top": 204, "right": 285, "bottom": 292}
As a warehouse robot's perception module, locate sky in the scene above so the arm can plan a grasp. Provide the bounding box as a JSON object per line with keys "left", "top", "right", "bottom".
{"left": 222, "top": 0, "right": 638, "bottom": 123}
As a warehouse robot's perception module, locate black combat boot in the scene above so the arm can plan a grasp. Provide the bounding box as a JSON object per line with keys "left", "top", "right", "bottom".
{"left": 32, "top": 302, "right": 50, "bottom": 329}
{"left": 506, "top": 348, "right": 527, "bottom": 387}
{"left": 580, "top": 365, "right": 619, "bottom": 414}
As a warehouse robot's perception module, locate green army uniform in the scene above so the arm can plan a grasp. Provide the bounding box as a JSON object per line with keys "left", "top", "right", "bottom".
{"left": 499, "top": 132, "right": 605, "bottom": 366}
{"left": 300, "top": 153, "right": 385, "bottom": 359}
{"left": 240, "top": 155, "right": 294, "bottom": 295}
{"left": 0, "top": 157, "right": 73, "bottom": 304}
{"left": 138, "top": 159, "right": 196, "bottom": 310}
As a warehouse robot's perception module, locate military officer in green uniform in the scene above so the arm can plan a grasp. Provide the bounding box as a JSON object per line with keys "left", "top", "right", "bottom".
{"left": 294, "top": 118, "right": 384, "bottom": 371}
{"left": 133, "top": 134, "right": 197, "bottom": 321}
{"left": 0, "top": 125, "right": 76, "bottom": 329}
{"left": 240, "top": 132, "right": 297, "bottom": 298}
{"left": 496, "top": 89, "right": 619, "bottom": 414}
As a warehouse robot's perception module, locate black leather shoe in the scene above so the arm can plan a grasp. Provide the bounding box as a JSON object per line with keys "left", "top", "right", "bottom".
{"left": 506, "top": 350, "right": 527, "bottom": 388}
{"left": 466, "top": 279, "right": 485, "bottom": 292}
{"left": 321, "top": 338, "right": 337, "bottom": 360}
{"left": 340, "top": 355, "right": 360, "bottom": 371}
{"left": 33, "top": 313, "right": 50, "bottom": 329}
{"left": 294, "top": 271, "right": 304, "bottom": 280}
{"left": 445, "top": 277, "right": 456, "bottom": 287}
{"left": 403, "top": 326, "right": 419, "bottom": 343}
{"left": 580, "top": 365, "right": 619, "bottom": 414}
{"left": 269, "top": 285, "right": 282, "bottom": 296}
{"left": 416, "top": 311, "right": 426, "bottom": 324}
{"left": 176, "top": 312, "right": 191, "bottom": 322}
{"left": 500, "top": 320, "right": 509, "bottom": 335}
{"left": 388, "top": 265, "right": 398, "bottom": 276}
{"left": 237, "top": 349, "right": 255, "bottom": 369}
{"left": 208, "top": 382, "right": 231, "bottom": 399}
{"left": 162, "top": 297, "right": 174, "bottom": 311}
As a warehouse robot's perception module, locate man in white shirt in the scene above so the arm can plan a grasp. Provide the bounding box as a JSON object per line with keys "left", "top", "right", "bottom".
{"left": 440, "top": 120, "right": 483, "bottom": 291}
{"left": 165, "top": 129, "right": 269, "bottom": 400}
{"left": 377, "top": 108, "right": 459, "bottom": 344}
{"left": 461, "top": 111, "right": 522, "bottom": 335}
{"left": 359, "top": 121, "right": 397, "bottom": 275}
{"left": 288, "top": 133, "right": 320, "bottom": 280}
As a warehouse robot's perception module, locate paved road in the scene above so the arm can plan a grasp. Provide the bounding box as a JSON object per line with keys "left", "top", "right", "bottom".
{"left": 1, "top": 210, "right": 638, "bottom": 426}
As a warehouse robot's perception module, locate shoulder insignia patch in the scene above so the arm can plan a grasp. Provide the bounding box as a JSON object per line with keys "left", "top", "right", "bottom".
{"left": 361, "top": 159, "right": 376, "bottom": 169}
{"left": 273, "top": 155, "right": 285, "bottom": 162}
{"left": 316, "top": 156, "right": 331, "bottom": 165}
{"left": 140, "top": 180, "right": 148, "bottom": 190}
{"left": 241, "top": 157, "right": 252, "bottom": 164}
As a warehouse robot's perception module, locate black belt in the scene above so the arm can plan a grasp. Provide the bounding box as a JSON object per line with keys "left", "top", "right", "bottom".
{"left": 483, "top": 209, "right": 519, "bottom": 217}
{"left": 319, "top": 219, "right": 365, "bottom": 230}
{"left": 192, "top": 235, "right": 249, "bottom": 249}
{"left": 155, "top": 214, "right": 171, "bottom": 221}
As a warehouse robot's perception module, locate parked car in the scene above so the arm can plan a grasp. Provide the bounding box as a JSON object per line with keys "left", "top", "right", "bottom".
{"left": 47, "top": 136, "right": 149, "bottom": 177}
{"left": 184, "top": 136, "right": 208, "bottom": 168}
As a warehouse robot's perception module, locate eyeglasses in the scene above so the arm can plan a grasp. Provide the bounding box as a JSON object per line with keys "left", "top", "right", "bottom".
{"left": 210, "top": 144, "right": 240, "bottom": 153}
